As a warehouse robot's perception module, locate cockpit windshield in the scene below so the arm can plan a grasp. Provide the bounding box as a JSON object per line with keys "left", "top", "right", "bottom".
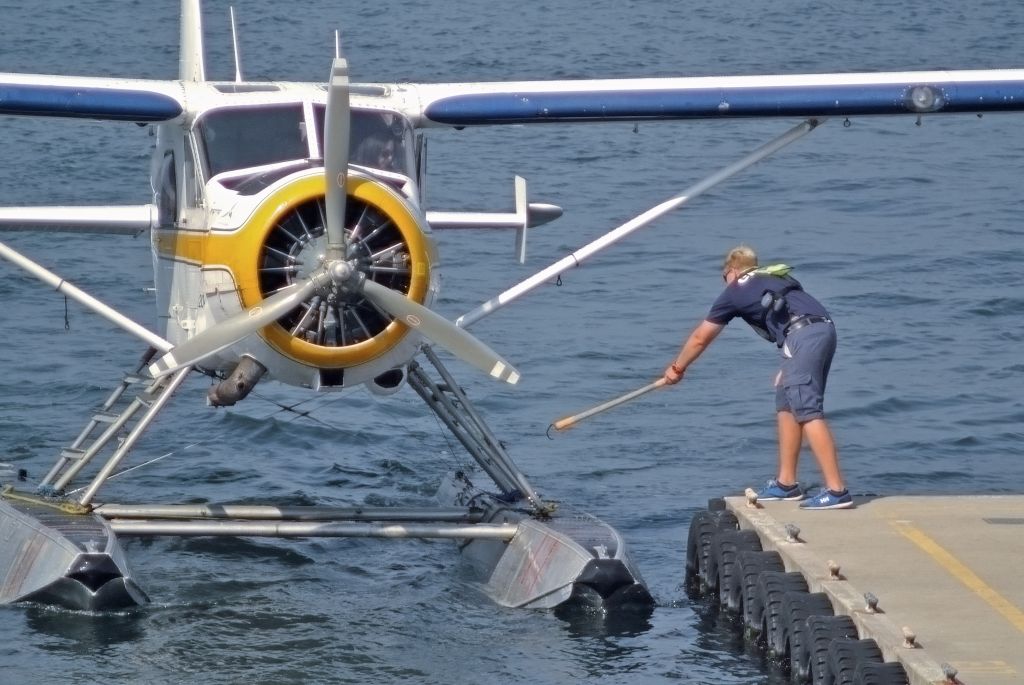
{"left": 313, "top": 105, "right": 415, "bottom": 177}
{"left": 199, "top": 104, "right": 308, "bottom": 177}
{"left": 197, "top": 103, "right": 416, "bottom": 179}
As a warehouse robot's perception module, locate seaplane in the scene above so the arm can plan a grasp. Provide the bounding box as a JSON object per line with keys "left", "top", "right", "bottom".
{"left": 2, "top": 0, "right": 1024, "bottom": 613}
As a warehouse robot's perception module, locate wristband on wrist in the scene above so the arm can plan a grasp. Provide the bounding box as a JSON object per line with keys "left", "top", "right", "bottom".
{"left": 671, "top": 364, "right": 684, "bottom": 374}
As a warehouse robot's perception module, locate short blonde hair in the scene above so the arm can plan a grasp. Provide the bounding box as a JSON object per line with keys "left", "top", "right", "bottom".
{"left": 723, "top": 244, "right": 758, "bottom": 271}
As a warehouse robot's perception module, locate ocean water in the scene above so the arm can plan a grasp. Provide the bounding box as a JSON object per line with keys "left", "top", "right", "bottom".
{"left": 1, "top": 1, "right": 1022, "bottom": 683}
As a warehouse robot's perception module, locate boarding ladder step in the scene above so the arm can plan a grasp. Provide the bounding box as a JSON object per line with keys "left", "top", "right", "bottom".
{"left": 59, "top": 447, "right": 86, "bottom": 461}
{"left": 40, "top": 362, "right": 181, "bottom": 492}
{"left": 91, "top": 410, "right": 121, "bottom": 424}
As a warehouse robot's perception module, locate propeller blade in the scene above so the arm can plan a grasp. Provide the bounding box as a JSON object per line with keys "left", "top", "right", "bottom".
{"left": 149, "top": 280, "right": 319, "bottom": 378}
{"left": 323, "top": 56, "right": 351, "bottom": 260}
{"left": 362, "top": 279, "right": 520, "bottom": 384}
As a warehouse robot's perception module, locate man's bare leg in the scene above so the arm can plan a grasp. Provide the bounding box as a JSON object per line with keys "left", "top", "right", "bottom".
{"left": 802, "top": 418, "right": 844, "bottom": 491}
{"left": 776, "top": 410, "right": 802, "bottom": 486}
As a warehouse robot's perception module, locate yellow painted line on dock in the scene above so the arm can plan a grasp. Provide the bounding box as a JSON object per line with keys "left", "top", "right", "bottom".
{"left": 952, "top": 661, "right": 1016, "bottom": 675}
{"left": 891, "top": 520, "right": 1024, "bottom": 633}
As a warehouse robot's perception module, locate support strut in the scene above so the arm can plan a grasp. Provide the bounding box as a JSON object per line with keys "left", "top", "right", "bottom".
{"left": 457, "top": 118, "right": 825, "bottom": 328}
{"left": 407, "top": 346, "right": 550, "bottom": 514}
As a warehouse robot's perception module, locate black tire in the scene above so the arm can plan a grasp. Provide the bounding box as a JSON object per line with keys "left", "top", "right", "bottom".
{"left": 735, "top": 550, "right": 785, "bottom": 635}
{"left": 684, "top": 511, "right": 713, "bottom": 596}
{"left": 853, "top": 661, "right": 909, "bottom": 685}
{"left": 699, "top": 515, "right": 742, "bottom": 597}
{"left": 806, "top": 615, "right": 858, "bottom": 685}
{"left": 782, "top": 591, "right": 834, "bottom": 683}
{"left": 688, "top": 511, "right": 738, "bottom": 589}
{"left": 685, "top": 510, "right": 738, "bottom": 598}
{"left": 756, "top": 572, "right": 809, "bottom": 663}
{"left": 714, "top": 529, "right": 762, "bottom": 611}
{"left": 708, "top": 497, "right": 727, "bottom": 511}
{"left": 715, "top": 509, "right": 739, "bottom": 529}
{"left": 828, "top": 637, "right": 884, "bottom": 685}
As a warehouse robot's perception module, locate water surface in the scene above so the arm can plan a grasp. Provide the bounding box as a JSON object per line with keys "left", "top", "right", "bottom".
{"left": 1, "top": 1, "right": 1022, "bottom": 683}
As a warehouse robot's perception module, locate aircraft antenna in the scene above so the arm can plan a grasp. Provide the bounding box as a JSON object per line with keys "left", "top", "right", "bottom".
{"left": 230, "top": 6, "right": 243, "bottom": 83}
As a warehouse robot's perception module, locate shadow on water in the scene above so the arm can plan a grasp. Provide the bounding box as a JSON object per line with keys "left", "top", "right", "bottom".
{"left": 548, "top": 604, "right": 656, "bottom": 680}
{"left": 554, "top": 602, "right": 655, "bottom": 639}
{"left": 24, "top": 604, "right": 145, "bottom": 648}
{"left": 689, "top": 598, "right": 791, "bottom": 685}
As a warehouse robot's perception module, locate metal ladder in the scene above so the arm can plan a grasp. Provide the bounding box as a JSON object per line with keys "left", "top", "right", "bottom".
{"left": 37, "top": 349, "right": 192, "bottom": 506}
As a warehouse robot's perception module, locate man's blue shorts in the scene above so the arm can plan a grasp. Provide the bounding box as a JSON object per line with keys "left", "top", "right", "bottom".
{"left": 774, "top": 321, "right": 836, "bottom": 423}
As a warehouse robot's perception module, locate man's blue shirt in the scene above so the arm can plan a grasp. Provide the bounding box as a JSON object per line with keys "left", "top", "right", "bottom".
{"left": 707, "top": 272, "right": 829, "bottom": 345}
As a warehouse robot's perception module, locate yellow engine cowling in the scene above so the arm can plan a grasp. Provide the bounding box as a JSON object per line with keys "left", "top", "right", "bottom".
{"left": 157, "top": 168, "right": 437, "bottom": 392}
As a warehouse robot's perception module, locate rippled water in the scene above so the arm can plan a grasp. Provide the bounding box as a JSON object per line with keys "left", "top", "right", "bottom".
{"left": 2, "top": 1, "right": 1023, "bottom": 683}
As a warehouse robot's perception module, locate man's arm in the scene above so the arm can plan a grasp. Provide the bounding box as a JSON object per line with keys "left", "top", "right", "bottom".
{"left": 664, "top": 319, "right": 725, "bottom": 384}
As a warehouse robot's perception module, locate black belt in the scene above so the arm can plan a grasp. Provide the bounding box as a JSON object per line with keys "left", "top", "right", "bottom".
{"left": 784, "top": 315, "right": 832, "bottom": 337}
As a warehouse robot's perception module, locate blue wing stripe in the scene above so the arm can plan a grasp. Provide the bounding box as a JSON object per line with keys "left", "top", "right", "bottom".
{"left": 424, "top": 81, "right": 1024, "bottom": 125}
{"left": 0, "top": 83, "right": 182, "bottom": 121}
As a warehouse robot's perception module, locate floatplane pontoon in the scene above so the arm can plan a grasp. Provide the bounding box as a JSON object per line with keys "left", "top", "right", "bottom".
{"left": 3, "top": 0, "right": 1024, "bottom": 613}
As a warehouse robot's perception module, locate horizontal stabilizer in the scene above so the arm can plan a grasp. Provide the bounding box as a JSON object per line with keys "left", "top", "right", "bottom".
{"left": 427, "top": 177, "right": 562, "bottom": 264}
{"left": 425, "top": 204, "right": 562, "bottom": 230}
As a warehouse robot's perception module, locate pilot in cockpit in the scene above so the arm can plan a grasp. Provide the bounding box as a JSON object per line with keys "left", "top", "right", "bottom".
{"left": 354, "top": 134, "right": 398, "bottom": 172}
{"left": 351, "top": 110, "right": 409, "bottom": 174}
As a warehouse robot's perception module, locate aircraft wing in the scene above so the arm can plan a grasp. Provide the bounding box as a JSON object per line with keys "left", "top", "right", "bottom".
{"left": 396, "top": 69, "right": 1024, "bottom": 127}
{"left": 0, "top": 73, "right": 183, "bottom": 122}
{"left": 0, "top": 75, "right": 180, "bottom": 234}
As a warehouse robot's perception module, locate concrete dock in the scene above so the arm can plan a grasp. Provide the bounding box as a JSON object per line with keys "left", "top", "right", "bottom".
{"left": 726, "top": 495, "right": 1024, "bottom": 685}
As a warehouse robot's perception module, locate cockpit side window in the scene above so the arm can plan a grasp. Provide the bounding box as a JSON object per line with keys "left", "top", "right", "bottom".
{"left": 197, "top": 104, "right": 308, "bottom": 177}
{"left": 312, "top": 105, "right": 415, "bottom": 177}
{"left": 156, "top": 151, "right": 177, "bottom": 228}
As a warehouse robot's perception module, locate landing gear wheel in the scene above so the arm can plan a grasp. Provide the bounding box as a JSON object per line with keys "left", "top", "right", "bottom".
{"left": 782, "top": 591, "right": 835, "bottom": 683}
{"left": 828, "top": 637, "right": 884, "bottom": 685}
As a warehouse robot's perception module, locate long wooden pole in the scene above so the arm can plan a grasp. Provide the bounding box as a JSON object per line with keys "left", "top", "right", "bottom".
{"left": 551, "top": 378, "right": 667, "bottom": 432}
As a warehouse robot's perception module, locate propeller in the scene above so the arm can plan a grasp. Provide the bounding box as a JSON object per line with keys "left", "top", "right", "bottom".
{"left": 149, "top": 263, "right": 520, "bottom": 384}
{"left": 149, "top": 54, "right": 520, "bottom": 385}
{"left": 315, "top": 51, "right": 518, "bottom": 384}
{"left": 323, "top": 56, "right": 350, "bottom": 260}
{"left": 362, "top": 279, "right": 519, "bottom": 384}
{"left": 148, "top": 279, "right": 322, "bottom": 378}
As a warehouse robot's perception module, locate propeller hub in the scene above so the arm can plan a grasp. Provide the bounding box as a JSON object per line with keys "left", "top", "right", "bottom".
{"left": 323, "top": 258, "right": 366, "bottom": 303}
{"left": 329, "top": 260, "right": 353, "bottom": 283}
